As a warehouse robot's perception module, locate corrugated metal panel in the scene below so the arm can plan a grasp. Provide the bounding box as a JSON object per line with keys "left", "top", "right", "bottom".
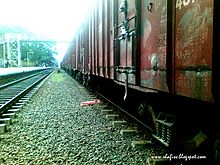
{"left": 114, "top": 0, "right": 137, "bottom": 84}
{"left": 174, "top": 0, "right": 213, "bottom": 101}
{"left": 88, "top": 13, "right": 93, "bottom": 74}
{"left": 103, "top": 0, "right": 108, "bottom": 78}
{"left": 109, "top": 0, "right": 114, "bottom": 79}
{"left": 140, "top": 0, "right": 169, "bottom": 92}
{"left": 98, "top": 0, "right": 104, "bottom": 76}
{"left": 83, "top": 21, "right": 90, "bottom": 74}
{"left": 91, "top": 6, "right": 96, "bottom": 75}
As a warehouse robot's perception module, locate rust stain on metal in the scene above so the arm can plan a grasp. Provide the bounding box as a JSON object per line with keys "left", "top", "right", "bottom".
{"left": 175, "top": 0, "right": 213, "bottom": 101}
{"left": 140, "top": 0, "right": 168, "bottom": 91}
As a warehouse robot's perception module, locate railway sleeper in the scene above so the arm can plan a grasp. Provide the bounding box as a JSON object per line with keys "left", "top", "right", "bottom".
{"left": 95, "top": 104, "right": 109, "bottom": 110}
{"left": 7, "top": 109, "right": 20, "bottom": 113}
{"left": 106, "top": 114, "right": 120, "bottom": 120}
{"left": 15, "top": 102, "right": 26, "bottom": 106}
{"left": 88, "top": 96, "right": 98, "bottom": 100}
{"left": 120, "top": 129, "right": 139, "bottom": 137}
{"left": 11, "top": 105, "right": 23, "bottom": 109}
{"left": 86, "top": 95, "right": 96, "bottom": 99}
{"left": 1, "top": 112, "right": 16, "bottom": 119}
{"left": 19, "top": 98, "right": 29, "bottom": 102}
{"left": 0, "top": 123, "right": 6, "bottom": 134}
{"left": 112, "top": 120, "right": 127, "bottom": 127}
{"left": 101, "top": 109, "right": 114, "bottom": 115}
{"left": 0, "top": 118, "right": 11, "bottom": 128}
{"left": 131, "top": 140, "right": 153, "bottom": 150}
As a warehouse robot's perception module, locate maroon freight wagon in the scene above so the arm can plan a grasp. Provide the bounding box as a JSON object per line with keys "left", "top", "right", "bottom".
{"left": 61, "top": 0, "right": 220, "bottom": 158}
{"left": 113, "top": 0, "right": 216, "bottom": 101}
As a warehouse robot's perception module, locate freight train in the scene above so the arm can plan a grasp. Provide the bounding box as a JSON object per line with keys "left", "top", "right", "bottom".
{"left": 61, "top": 0, "right": 220, "bottom": 159}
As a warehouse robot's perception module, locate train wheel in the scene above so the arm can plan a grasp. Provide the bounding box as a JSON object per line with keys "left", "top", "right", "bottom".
{"left": 138, "top": 102, "right": 157, "bottom": 131}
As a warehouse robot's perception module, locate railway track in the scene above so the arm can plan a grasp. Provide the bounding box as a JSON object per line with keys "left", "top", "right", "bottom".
{"left": 85, "top": 90, "right": 171, "bottom": 163}
{"left": 84, "top": 86, "right": 217, "bottom": 164}
{"left": 0, "top": 68, "right": 54, "bottom": 132}
{"left": 82, "top": 88, "right": 213, "bottom": 164}
{"left": 0, "top": 70, "right": 166, "bottom": 164}
{"left": 94, "top": 90, "right": 154, "bottom": 132}
{"left": 0, "top": 70, "right": 210, "bottom": 164}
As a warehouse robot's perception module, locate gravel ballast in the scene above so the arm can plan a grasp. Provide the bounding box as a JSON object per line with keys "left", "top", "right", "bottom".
{"left": 0, "top": 70, "right": 165, "bottom": 164}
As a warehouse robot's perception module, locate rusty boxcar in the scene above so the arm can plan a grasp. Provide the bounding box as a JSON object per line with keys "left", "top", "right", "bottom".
{"left": 61, "top": 0, "right": 220, "bottom": 158}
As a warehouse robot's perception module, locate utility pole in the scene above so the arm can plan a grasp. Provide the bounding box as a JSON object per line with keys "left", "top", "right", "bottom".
{"left": 0, "top": 33, "right": 21, "bottom": 67}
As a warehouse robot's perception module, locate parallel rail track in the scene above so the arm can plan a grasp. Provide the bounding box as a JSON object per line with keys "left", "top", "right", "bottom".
{"left": 0, "top": 69, "right": 54, "bottom": 116}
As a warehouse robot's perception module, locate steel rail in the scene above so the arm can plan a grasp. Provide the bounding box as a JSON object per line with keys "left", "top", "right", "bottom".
{"left": 94, "top": 90, "right": 153, "bottom": 132}
{"left": 0, "top": 71, "right": 45, "bottom": 90}
{"left": 0, "top": 69, "right": 53, "bottom": 115}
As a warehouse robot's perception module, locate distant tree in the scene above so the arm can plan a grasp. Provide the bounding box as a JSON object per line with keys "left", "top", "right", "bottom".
{"left": 20, "top": 41, "right": 58, "bottom": 67}
{"left": 0, "top": 25, "right": 58, "bottom": 67}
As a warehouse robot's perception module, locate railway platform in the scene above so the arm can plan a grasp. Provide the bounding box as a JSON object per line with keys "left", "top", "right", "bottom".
{"left": 0, "top": 67, "right": 50, "bottom": 76}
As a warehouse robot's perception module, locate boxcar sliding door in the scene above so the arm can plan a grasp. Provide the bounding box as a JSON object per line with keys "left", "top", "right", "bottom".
{"left": 114, "top": 0, "right": 138, "bottom": 85}
{"left": 139, "top": 0, "right": 170, "bottom": 92}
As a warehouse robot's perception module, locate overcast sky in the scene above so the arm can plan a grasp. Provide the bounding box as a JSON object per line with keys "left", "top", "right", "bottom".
{"left": 0, "top": 0, "right": 94, "bottom": 62}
